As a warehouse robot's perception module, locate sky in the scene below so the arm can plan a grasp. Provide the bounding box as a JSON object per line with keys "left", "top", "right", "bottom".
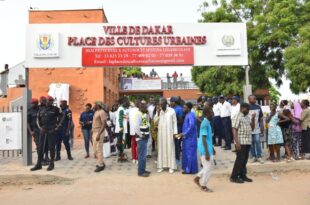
{"left": 0, "top": 0, "right": 308, "bottom": 100}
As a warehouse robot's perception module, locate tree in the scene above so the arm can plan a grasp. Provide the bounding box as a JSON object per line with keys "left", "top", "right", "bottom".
{"left": 121, "top": 67, "right": 143, "bottom": 76}
{"left": 269, "top": 85, "right": 281, "bottom": 104}
{"left": 284, "top": 1, "right": 310, "bottom": 93}
{"left": 192, "top": 0, "right": 308, "bottom": 95}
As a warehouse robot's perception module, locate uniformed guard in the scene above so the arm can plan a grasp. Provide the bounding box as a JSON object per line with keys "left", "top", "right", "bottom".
{"left": 27, "top": 98, "right": 40, "bottom": 155}
{"left": 55, "top": 100, "right": 74, "bottom": 161}
{"left": 31, "top": 96, "right": 61, "bottom": 171}
{"left": 38, "top": 96, "right": 50, "bottom": 166}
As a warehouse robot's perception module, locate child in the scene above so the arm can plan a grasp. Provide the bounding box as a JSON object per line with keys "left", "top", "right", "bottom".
{"left": 194, "top": 107, "right": 214, "bottom": 192}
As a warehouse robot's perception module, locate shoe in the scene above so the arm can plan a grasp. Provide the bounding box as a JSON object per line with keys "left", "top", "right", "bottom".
{"left": 138, "top": 173, "right": 150, "bottom": 177}
{"left": 67, "top": 150, "right": 74, "bottom": 160}
{"left": 94, "top": 165, "right": 105, "bottom": 173}
{"left": 132, "top": 159, "right": 136, "bottom": 164}
{"left": 224, "top": 147, "right": 231, "bottom": 150}
{"left": 146, "top": 155, "right": 152, "bottom": 159}
{"left": 230, "top": 178, "right": 244, "bottom": 184}
{"left": 144, "top": 170, "right": 151, "bottom": 174}
{"left": 252, "top": 158, "right": 257, "bottom": 163}
{"left": 41, "top": 160, "right": 49, "bottom": 166}
{"left": 85, "top": 154, "right": 90, "bottom": 159}
{"left": 182, "top": 171, "right": 190, "bottom": 175}
{"left": 157, "top": 168, "right": 164, "bottom": 173}
{"left": 221, "top": 146, "right": 226, "bottom": 149}
{"left": 286, "top": 157, "right": 294, "bottom": 162}
{"left": 55, "top": 154, "right": 61, "bottom": 161}
{"left": 242, "top": 176, "right": 253, "bottom": 182}
{"left": 30, "top": 164, "right": 42, "bottom": 171}
{"left": 257, "top": 158, "right": 264, "bottom": 164}
{"left": 47, "top": 162, "right": 54, "bottom": 171}
{"left": 194, "top": 177, "right": 200, "bottom": 187}
{"left": 169, "top": 169, "right": 174, "bottom": 174}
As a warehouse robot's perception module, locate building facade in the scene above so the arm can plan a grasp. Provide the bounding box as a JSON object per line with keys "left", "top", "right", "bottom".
{"left": 29, "top": 9, "right": 120, "bottom": 138}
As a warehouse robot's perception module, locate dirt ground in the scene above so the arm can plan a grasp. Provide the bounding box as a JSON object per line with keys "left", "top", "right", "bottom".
{"left": 0, "top": 171, "right": 309, "bottom": 205}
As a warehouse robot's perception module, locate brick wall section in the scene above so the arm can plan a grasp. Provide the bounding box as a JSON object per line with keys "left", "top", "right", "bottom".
{"left": 29, "top": 9, "right": 119, "bottom": 138}
{"left": 163, "top": 89, "right": 201, "bottom": 100}
{"left": 0, "top": 88, "right": 23, "bottom": 109}
{"left": 29, "top": 9, "right": 107, "bottom": 23}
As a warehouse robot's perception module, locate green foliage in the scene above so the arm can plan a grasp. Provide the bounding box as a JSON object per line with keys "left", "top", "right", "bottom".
{"left": 191, "top": 66, "right": 245, "bottom": 95}
{"left": 284, "top": 1, "right": 310, "bottom": 93}
{"left": 122, "top": 67, "right": 143, "bottom": 76}
{"left": 193, "top": 0, "right": 309, "bottom": 95}
{"left": 269, "top": 85, "right": 281, "bottom": 104}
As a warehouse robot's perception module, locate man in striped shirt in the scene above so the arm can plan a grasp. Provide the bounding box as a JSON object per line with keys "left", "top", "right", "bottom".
{"left": 230, "top": 103, "right": 256, "bottom": 184}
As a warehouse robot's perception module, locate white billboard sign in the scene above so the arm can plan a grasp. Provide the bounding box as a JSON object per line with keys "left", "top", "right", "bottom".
{"left": 0, "top": 112, "right": 22, "bottom": 150}
{"left": 26, "top": 23, "right": 248, "bottom": 67}
{"left": 122, "top": 78, "right": 162, "bottom": 90}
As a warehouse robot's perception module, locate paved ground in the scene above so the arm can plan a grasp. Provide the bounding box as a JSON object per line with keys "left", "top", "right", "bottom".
{"left": 1, "top": 139, "right": 310, "bottom": 178}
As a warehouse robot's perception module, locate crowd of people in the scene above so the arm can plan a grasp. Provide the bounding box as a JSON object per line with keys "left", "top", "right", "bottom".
{"left": 27, "top": 94, "right": 310, "bottom": 192}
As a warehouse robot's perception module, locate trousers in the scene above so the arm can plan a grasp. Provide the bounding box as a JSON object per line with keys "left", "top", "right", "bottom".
{"left": 231, "top": 145, "right": 250, "bottom": 179}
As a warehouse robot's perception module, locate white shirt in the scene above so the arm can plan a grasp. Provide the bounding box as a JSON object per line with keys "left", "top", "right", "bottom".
{"left": 115, "top": 106, "right": 124, "bottom": 133}
{"left": 220, "top": 101, "right": 231, "bottom": 118}
{"left": 48, "top": 83, "right": 70, "bottom": 107}
{"left": 231, "top": 103, "right": 240, "bottom": 119}
{"left": 147, "top": 104, "right": 155, "bottom": 120}
{"left": 213, "top": 102, "right": 222, "bottom": 117}
{"left": 129, "top": 107, "right": 139, "bottom": 136}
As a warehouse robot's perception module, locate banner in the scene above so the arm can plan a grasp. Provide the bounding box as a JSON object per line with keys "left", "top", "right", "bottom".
{"left": 26, "top": 23, "right": 248, "bottom": 67}
{"left": 0, "top": 113, "right": 22, "bottom": 150}
{"left": 121, "top": 78, "right": 162, "bottom": 90}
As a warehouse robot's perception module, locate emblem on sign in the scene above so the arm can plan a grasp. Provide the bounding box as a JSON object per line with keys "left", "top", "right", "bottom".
{"left": 222, "top": 35, "right": 235, "bottom": 47}
{"left": 38, "top": 34, "right": 54, "bottom": 50}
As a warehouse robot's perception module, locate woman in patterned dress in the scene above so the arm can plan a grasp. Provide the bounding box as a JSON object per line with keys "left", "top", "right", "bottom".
{"left": 266, "top": 104, "right": 289, "bottom": 162}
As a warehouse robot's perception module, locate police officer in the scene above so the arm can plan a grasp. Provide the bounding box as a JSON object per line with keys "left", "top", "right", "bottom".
{"left": 38, "top": 96, "right": 50, "bottom": 166}
{"left": 55, "top": 100, "right": 74, "bottom": 161}
{"left": 27, "top": 98, "right": 40, "bottom": 155}
{"left": 31, "top": 96, "right": 61, "bottom": 171}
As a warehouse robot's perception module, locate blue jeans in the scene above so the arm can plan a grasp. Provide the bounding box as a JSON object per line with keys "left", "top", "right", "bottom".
{"left": 82, "top": 129, "right": 92, "bottom": 154}
{"left": 251, "top": 134, "right": 262, "bottom": 158}
{"left": 137, "top": 136, "right": 148, "bottom": 175}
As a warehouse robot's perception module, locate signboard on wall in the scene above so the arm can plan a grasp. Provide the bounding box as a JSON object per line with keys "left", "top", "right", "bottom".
{"left": 0, "top": 113, "right": 22, "bottom": 150}
{"left": 26, "top": 23, "right": 248, "bottom": 67}
{"left": 121, "top": 78, "right": 162, "bottom": 90}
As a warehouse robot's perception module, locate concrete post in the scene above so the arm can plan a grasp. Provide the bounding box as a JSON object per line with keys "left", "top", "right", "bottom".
{"left": 243, "top": 65, "right": 252, "bottom": 103}
{"left": 22, "top": 68, "right": 32, "bottom": 166}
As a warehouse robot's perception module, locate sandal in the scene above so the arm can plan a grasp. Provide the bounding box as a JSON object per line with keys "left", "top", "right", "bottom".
{"left": 194, "top": 177, "right": 200, "bottom": 188}
{"left": 202, "top": 187, "right": 214, "bottom": 193}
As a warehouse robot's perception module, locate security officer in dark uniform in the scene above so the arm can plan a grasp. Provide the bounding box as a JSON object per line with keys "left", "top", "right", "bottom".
{"left": 55, "top": 100, "right": 74, "bottom": 161}
{"left": 31, "top": 96, "right": 61, "bottom": 171}
{"left": 27, "top": 98, "right": 40, "bottom": 155}
{"left": 37, "top": 96, "right": 50, "bottom": 166}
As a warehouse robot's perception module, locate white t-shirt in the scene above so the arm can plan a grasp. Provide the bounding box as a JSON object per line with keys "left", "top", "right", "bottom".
{"left": 129, "top": 107, "right": 139, "bottom": 136}
{"left": 48, "top": 83, "right": 70, "bottom": 107}
{"left": 220, "top": 101, "right": 231, "bottom": 118}
{"left": 147, "top": 104, "right": 155, "bottom": 120}
{"left": 231, "top": 103, "right": 240, "bottom": 119}
{"left": 213, "top": 102, "right": 222, "bottom": 117}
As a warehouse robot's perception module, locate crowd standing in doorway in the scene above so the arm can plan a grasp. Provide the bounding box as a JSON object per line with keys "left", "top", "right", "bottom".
{"left": 27, "top": 94, "right": 310, "bottom": 192}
